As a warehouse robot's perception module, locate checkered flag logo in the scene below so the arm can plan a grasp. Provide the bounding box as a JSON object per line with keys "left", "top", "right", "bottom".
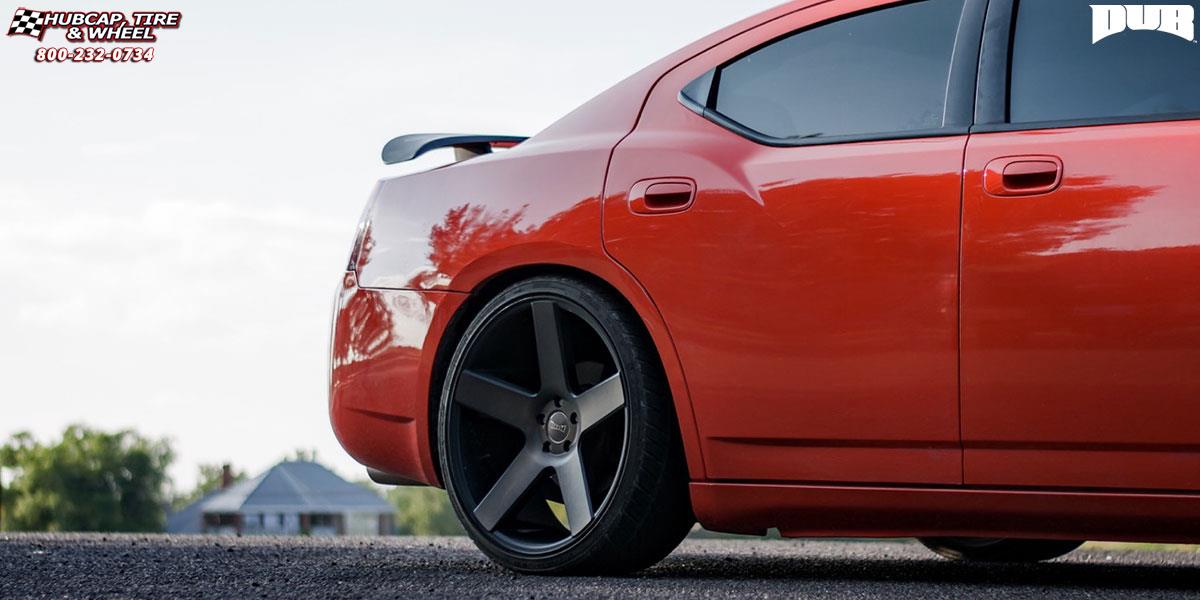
{"left": 8, "top": 8, "right": 46, "bottom": 39}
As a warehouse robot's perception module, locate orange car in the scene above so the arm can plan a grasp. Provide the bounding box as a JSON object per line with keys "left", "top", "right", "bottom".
{"left": 330, "top": 0, "right": 1200, "bottom": 574}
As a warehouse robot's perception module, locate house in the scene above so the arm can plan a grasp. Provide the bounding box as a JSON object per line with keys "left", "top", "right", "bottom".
{"left": 167, "top": 461, "right": 394, "bottom": 536}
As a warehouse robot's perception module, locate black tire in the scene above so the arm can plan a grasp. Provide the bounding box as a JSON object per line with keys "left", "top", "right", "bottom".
{"left": 438, "top": 275, "right": 694, "bottom": 574}
{"left": 918, "top": 537, "right": 1085, "bottom": 562}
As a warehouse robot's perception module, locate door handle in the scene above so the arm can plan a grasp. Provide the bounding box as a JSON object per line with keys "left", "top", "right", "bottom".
{"left": 628, "top": 178, "right": 696, "bottom": 215}
{"left": 984, "top": 156, "right": 1063, "bottom": 197}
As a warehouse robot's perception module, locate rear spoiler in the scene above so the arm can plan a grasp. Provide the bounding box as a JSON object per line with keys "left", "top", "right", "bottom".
{"left": 381, "top": 133, "right": 528, "bottom": 165}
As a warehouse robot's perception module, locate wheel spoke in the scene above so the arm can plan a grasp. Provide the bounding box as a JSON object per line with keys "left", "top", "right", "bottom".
{"left": 555, "top": 451, "right": 593, "bottom": 536}
{"left": 474, "top": 449, "right": 545, "bottom": 532}
{"left": 575, "top": 373, "right": 624, "bottom": 433}
{"left": 454, "top": 370, "right": 537, "bottom": 429}
{"left": 532, "top": 301, "right": 569, "bottom": 396}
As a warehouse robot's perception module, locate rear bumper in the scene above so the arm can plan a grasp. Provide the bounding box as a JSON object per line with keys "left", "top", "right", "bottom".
{"left": 328, "top": 271, "right": 468, "bottom": 486}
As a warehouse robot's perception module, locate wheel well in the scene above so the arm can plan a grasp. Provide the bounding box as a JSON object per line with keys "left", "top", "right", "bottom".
{"left": 426, "top": 264, "right": 665, "bottom": 487}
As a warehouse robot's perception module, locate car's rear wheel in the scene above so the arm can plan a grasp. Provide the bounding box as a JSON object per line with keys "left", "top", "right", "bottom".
{"left": 918, "top": 537, "right": 1085, "bottom": 562}
{"left": 438, "top": 276, "right": 693, "bottom": 574}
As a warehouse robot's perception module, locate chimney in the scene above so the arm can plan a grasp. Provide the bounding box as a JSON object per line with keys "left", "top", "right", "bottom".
{"left": 221, "top": 464, "right": 234, "bottom": 489}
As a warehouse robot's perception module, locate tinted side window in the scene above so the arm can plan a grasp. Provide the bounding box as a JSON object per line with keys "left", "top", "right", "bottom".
{"left": 710, "top": 0, "right": 965, "bottom": 141}
{"left": 1010, "top": 1, "right": 1200, "bottom": 123}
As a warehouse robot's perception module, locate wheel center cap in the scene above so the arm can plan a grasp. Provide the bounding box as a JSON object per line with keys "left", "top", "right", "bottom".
{"left": 545, "top": 411, "right": 571, "bottom": 444}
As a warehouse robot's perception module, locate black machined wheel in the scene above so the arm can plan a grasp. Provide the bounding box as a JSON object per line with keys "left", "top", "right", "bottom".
{"left": 447, "top": 296, "right": 625, "bottom": 549}
{"left": 438, "top": 276, "right": 693, "bottom": 574}
{"left": 919, "top": 537, "right": 1085, "bottom": 562}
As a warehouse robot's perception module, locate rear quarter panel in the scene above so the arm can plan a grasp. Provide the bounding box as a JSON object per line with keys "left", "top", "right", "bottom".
{"left": 335, "top": 135, "right": 634, "bottom": 485}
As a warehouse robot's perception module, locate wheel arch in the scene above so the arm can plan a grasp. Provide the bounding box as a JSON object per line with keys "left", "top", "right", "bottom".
{"left": 424, "top": 260, "right": 707, "bottom": 487}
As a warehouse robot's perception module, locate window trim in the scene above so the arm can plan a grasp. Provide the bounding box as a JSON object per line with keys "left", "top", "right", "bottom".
{"left": 679, "top": 0, "right": 988, "bottom": 148}
{"left": 972, "top": 0, "right": 1200, "bottom": 134}
{"left": 972, "top": 111, "right": 1200, "bottom": 134}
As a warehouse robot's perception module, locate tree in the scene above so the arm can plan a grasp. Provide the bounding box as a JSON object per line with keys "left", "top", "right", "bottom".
{"left": 172, "top": 463, "right": 246, "bottom": 510}
{"left": 386, "top": 487, "right": 465, "bottom": 536}
{"left": 0, "top": 426, "right": 173, "bottom": 532}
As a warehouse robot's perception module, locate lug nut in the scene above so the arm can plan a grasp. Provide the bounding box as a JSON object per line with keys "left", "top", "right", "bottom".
{"left": 542, "top": 442, "right": 550, "bottom": 453}
{"left": 554, "top": 399, "right": 563, "bottom": 408}
{"left": 570, "top": 413, "right": 578, "bottom": 424}
{"left": 563, "top": 440, "right": 571, "bottom": 451}
{"left": 536, "top": 414, "right": 545, "bottom": 425}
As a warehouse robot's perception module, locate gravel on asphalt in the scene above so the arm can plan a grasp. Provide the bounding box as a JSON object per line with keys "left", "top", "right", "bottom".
{"left": 2, "top": 534, "right": 1199, "bottom": 599}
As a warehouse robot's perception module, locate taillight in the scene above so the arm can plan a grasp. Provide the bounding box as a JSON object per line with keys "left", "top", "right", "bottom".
{"left": 346, "top": 219, "right": 367, "bottom": 272}
{"left": 346, "top": 187, "right": 379, "bottom": 272}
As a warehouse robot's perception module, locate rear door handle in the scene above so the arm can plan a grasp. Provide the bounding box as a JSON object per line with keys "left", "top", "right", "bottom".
{"left": 984, "top": 156, "right": 1063, "bottom": 197}
{"left": 628, "top": 178, "right": 696, "bottom": 215}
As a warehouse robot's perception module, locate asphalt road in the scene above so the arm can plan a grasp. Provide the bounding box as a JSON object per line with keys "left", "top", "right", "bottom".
{"left": 3, "top": 534, "right": 1200, "bottom": 599}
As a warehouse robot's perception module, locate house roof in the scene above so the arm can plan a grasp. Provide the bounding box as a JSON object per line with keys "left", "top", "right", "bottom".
{"left": 198, "top": 461, "right": 393, "bottom": 515}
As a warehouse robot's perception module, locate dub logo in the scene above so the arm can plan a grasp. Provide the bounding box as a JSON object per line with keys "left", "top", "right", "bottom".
{"left": 1092, "top": 5, "right": 1196, "bottom": 43}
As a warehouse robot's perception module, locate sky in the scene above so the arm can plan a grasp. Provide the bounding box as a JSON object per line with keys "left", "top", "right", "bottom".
{"left": 0, "top": 0, "right": 781, "bottom": 491}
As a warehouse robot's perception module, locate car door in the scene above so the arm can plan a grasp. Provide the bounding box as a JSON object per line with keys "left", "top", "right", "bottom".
{"left": 961, "top": 0, "right": 1200, "bottom": 490}
{"left": 603, "top": 0, "right": 986, "bottom": 485}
